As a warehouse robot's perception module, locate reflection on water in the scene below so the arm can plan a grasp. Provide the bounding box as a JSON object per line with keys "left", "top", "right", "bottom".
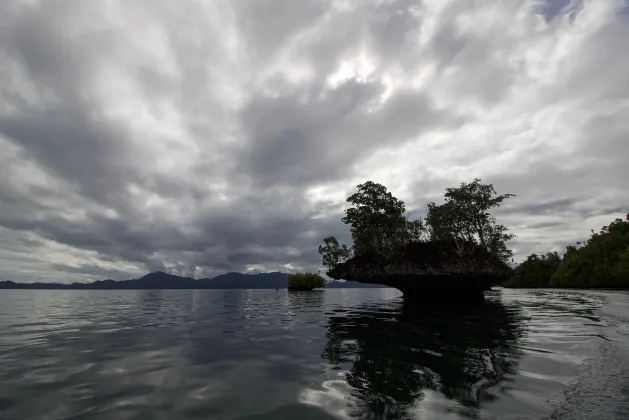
{"left": 319, "top": 295, "right": 526, "bottom": 419}
{"left": 286, "top": 290, "right": 325, "bottom": 310}
{"left": 0, "top": 289, "right": 628, "bottom": 420}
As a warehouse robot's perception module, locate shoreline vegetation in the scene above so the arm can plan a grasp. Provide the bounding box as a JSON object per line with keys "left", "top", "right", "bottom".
{"left": 502, "top": 213, "right": 629, "bottom": 289}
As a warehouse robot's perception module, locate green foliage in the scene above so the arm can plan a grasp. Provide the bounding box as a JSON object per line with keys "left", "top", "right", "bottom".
{"left": 502, "top": 252, "right": 561, "bottom": 288}
{"left": 613, "top": 246, "right": 629, "bottom": 279}
{"left": 342, "top": 181, "right": 422, "bottom": 256}
{"left": 318, "top": 236, "right": 352, "bottom": 271}
{"left": 287, "top": 272, "right": 325, "bottom": 290}
{"left": 549, "top": 214, "right": 629, "bottom": 288}
{"left": 318, "top": 181, "right": 428, "bottom": 269}
{"left": 425, "top": 178, "right": 516, "bottom": 263}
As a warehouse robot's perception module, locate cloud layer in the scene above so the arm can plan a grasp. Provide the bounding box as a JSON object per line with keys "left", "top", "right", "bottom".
{"left": 1, "top": 0, "right": 627, "bottom": 282}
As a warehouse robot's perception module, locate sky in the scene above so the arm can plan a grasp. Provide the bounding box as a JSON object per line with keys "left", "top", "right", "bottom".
{"left": 0, "top": 0, "right": 627, "bottom": 283}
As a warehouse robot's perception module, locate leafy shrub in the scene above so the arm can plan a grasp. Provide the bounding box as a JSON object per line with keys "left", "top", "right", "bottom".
{"left": 288, "top": 272, "right": 325, "bottom": 290}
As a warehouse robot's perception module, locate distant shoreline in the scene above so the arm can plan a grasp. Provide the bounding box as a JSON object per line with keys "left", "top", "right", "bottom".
{"left": 0, "top": 271, "right": 389, "bottom": 290}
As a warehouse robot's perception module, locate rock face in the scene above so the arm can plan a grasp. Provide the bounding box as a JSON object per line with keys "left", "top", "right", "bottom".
{"left": 327, "top": 240, "right": 513, "bottom": 303}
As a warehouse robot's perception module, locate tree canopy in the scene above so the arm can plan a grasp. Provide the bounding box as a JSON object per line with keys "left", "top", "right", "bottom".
{"left": 501, "top": 252, "right": 562, "bottom": 288}
{"left": 317, "top": 236, "right": 352, "bottom": 271}
{"left": 551, "top": 214, "right": 629, "bottom": 288}
{"left": 425, "top": 178, "right": 516, "bottom": 263}
{"left": 318, "top": 178, "right": 516, "bottom": 270}
{"left": 503, "top": 214, "right": 629, "bottom": 288}
{"left": 341, "top": 181, "right": 425, "bottom": 256}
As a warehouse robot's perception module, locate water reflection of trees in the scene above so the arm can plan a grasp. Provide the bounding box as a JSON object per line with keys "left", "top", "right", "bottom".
{"left": 322, "top": 296, "right": 527, "bottom": 419}
{"left": 285, "top": 290, "right": 324, "bottom": 310}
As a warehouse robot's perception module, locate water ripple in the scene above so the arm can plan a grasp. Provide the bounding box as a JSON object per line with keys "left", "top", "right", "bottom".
{"left": 0, "top": 288, "right": 627, "bottom": 419}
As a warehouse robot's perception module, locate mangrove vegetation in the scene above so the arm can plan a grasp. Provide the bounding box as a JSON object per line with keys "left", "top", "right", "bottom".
{"left": 287, "top": 272, "right": 325, "bottom": 291}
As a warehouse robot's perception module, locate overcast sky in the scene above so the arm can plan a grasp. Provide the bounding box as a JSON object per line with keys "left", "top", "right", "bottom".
{"left": 1, "top": 0, "right": 627, "bottom": 283}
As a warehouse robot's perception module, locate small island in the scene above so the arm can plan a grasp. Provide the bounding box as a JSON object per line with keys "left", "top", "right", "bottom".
{"left": 287, "top": 272, "right": 325, "bottom": 291}
{"left": 327, "top": 240, "right": 512, "bottom": 303}
{"left": 318, "top": 179, "right": 516, "bottom": 304}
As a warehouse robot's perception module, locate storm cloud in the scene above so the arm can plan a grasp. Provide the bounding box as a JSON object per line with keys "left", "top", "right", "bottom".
{"left": 0, "top": 0, "right": 627, "bottom": 282}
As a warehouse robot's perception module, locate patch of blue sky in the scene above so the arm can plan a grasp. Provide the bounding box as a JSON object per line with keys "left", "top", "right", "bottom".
{"left": 535, "top": 0, "right": 583, "bottom": 23}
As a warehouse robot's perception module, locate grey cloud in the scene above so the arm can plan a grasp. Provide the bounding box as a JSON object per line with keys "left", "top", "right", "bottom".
{"left": 0, "top": 111, "right": 142, "bottom": 208}
{"left": 426, "top": 3, "right": 520, "bottom": 106}
{"left": 496, "top": 198, "right": 580, "bottom": 217}
{"left": 1, "top": 171, "right": 347, "bottom": 277}
{"left": 561, "top": 20, "right": 629, "bottom": 101}
{"left": 0, "top": 3, "right": 150, "bottom": 216}
{"left": 527, "top": 220, "right": 565, "bottom": 230}
{"left": 242, "top": 0, "right": 425, "bottom": 97}
{"left": 365, "top": 0, "right": 424, "bottom": 67}
{"left": 237, "top": 80, "right": 467, "bottom": 187}
{"left": 232, "top": 0, "right": 331, "bottom": 62}
{"left": 49, "top": 263, "right": 137, "bottom": 281}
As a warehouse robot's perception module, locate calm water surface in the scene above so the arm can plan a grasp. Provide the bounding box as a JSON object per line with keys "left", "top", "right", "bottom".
{"left": 0, "top": 288, "right": 628, "bottom": 419}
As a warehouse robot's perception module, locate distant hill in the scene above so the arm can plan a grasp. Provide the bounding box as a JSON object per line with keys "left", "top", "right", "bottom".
{"left": 0, "top": 271, "right": 389, "bottom": 290}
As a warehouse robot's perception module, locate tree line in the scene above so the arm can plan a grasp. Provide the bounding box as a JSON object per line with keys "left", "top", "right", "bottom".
{"left": 318, "top": 178, "right": 516, "bottom": 270}
{"left": 503, "top": 214, "right": 629, "bottom": 288}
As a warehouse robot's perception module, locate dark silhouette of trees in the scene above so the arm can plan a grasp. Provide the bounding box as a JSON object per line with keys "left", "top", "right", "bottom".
{"left": 318, "top": 181, "right": 427, "bottom": 270}
{"left": 318, "top": 179, "right": 516, "bottom": 270}
{"left": 318, "top": 236, "right": 352, "bottom": 271}
{"left": 426, "top": 178, "right": 516, "bottom": 263}
{"left": 550, "top": 214, "right": 629, "bottom": 288}
{"left": 502, "top": 252, "right": 561, "bottom": 288}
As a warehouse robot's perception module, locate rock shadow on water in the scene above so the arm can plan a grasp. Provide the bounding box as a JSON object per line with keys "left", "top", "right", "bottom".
{"left": 319, "top": 294, "right": 527, "bottom": 419}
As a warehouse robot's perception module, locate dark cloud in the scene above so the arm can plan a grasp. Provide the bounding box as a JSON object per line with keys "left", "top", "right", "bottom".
{"left": 49, "top": 263, "right": 137, "bottom": 281}
{"left": 0, "top": 111, "right": 141, "bottom": 207}
{"left": 496, "top": 198, "right": 580, "bottom": 217}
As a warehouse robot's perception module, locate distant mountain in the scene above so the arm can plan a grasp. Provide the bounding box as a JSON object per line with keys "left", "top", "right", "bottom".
{"left": 198, "top": 272, "right": 289, "bottom": 289}
{"left": 0, "top": 271, "right": 389, "bottom": 290}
